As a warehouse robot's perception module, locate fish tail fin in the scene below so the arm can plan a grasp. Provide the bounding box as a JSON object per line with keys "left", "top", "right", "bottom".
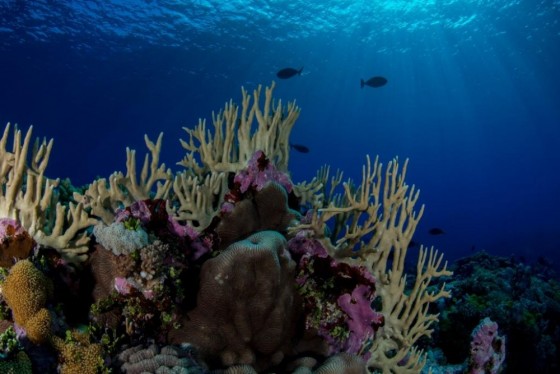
{"left": 360, "top": 79, "right": 364, "bottom": 88}
{"left": 298, "top": 67, "right": 304, "bottom": 75}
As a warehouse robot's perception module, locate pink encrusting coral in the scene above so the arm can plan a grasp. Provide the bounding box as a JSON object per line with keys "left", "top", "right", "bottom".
{"left": 289, "top": 235, "right": 383, "bottom": 357}
{"left": 468, "top": 317, "right": 506, "bottom": 374}
{"left": 233, "top": 150, "right": 293, "bottom": 194}
{"left": 115, "top": 199, "right": 152, "bottom": 226}
{"left": 289, "top": 230, "right": 330, "bottom": 259}
{"left": 338, "top": 285, "right": 384, "bottom": 355}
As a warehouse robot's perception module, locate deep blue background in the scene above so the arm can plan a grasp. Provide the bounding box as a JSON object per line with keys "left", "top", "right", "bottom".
{"left": 1, "top": 0, "right": 559, "bottom": 269}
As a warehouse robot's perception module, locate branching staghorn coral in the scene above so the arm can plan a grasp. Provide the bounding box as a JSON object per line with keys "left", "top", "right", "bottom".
{"left": 293, "top": 164, "right": 344, "bottom": 209}
{"left": 167, "top": 82, "right": 300, "bottom": 231}
{"left": 178, "top": 81, "right": 300, "bottom": 174}
{"left": 168, "top": 170, "right": 226, "bottom": 229}
{"left": 73, "top": 133, "right": 173, "bottom": 225}
{"left": 0, "top": 124, "right": 97, "bottom": 262}
{"left": 289, "top": 155, "right": 452, "bottom": 373}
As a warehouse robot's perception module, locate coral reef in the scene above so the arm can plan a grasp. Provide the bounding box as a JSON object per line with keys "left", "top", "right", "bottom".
{"left": 432, "top": 251, "right": 560, "bottom": 373}
{"left": 289, "top": 156, "right": 452, "bottom": 372}
{"left": 0, "top": 82, "right": 455, "bottom": 373}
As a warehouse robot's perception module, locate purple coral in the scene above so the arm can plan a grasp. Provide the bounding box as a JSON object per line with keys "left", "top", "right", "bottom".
{"left": 115, "top": 200, "right": 152, "bottom": 226}
{"left": 233, "top": 150, "right": 293, "bottom": 194}
{"left": 115, "top": 198, "right": 211, "bottom": 260}
{"left": 290, "top": 235, "right": 382, "bottom": 357}
{"left": 468, "top": 317, "right": 506, "bottom": 374}
{"left": 338, "top": 284, "right": 383, "bottom": 355}
{"left": 0, "top": 218, "right": 25, "bottom": 240}
{"left": 288, "top": 230, "right": 329, "bottom": 259}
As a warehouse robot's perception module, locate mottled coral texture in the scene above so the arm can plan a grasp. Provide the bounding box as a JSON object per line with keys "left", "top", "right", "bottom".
{"left": 291, "top": 237, "right": 383, "bottom": 357}
{"left": 169, "top": 230, "right": 300, "bottom": 371}
{"left": 2, "top": 260, "right": 52, "bottom": 344}
{"left": 0, "top": 218, "right": 34, "bottom": 268}
{"left": 51, "top": 332, "right": 104, "bottom": 374}
{"left": 217, "top": 180, "right": 300, "bottom": 249}
{"left": 0, "top": 350, "right": 33, "bottom": 373}
{"left": 93, "top": 222, "right": 150, "bottom": 256}
{"left": 88, "top": 244, "right": 122, "bottom": 302}
{"left": 117, "top": 343, "right": 206, "bottom": 373}
{"left": 468, "top": 318, "right": 505, "bottom": 374}
{"left": 233, "top": 150, "right": 293, "bottom": 194}
{"left": 0, "top": 83, "right": 453, "bottom": 374}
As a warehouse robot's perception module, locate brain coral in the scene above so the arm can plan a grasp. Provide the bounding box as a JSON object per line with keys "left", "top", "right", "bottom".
{"left": 168, "top": 230, "right": 300, "bottom": 371}
{"left": 2, "top": 259, "right": 52, "bottom": 344}
{"left": 117, "top": 343, "right": 207, "bottom": 373}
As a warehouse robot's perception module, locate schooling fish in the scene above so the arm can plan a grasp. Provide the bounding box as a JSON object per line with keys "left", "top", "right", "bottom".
{"left": 361, "top": 76, "right": 388, "bottom": 88}
{"left": 277, "top": 67, "right": 303, "bottom": 79}
{"left": 428, "top": 227, "right": 445, "bottom": 236}
{"left": 290, "top": 143, "right": 310, "bottom": 153}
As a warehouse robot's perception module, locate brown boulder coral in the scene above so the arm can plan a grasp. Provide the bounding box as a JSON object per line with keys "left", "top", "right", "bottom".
{"left": 88, "top": 244, "right": 122, "bottom": 302}
{"left": 169, "top": 230, "right": 300, "bottom": 371}
{"left": 217, "top": 181, "right": 300, "bottom": 249}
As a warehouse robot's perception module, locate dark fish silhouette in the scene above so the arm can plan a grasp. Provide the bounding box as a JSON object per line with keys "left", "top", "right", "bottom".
{"left": 277, "top": 67, "right": 303, "bottom": 79}
{"left": 428, "top": 227, "right": 445, "bottom": 236}
{"left": 290, "top": 143, "right": 310, "bottom": 153}
{"left": 361, "top": 76, "right": 388, "bottom": 88}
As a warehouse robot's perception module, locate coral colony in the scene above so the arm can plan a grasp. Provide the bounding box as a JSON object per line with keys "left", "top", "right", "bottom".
{"left": 0, "top": 82, "right": 502, "bottom": 373}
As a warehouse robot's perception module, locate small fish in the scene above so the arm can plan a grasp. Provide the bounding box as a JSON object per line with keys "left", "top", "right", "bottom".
{"left": 290, "top": 143, "right": 310, "bottom": 153}
{"left": 428, "top": 227, "right": 445, "bottom": 236}
{"left": 361, "top": 76, "right": 388, "bottom": 88}
{"left": 277, "top": 67, "right": 303, "bottom": 79}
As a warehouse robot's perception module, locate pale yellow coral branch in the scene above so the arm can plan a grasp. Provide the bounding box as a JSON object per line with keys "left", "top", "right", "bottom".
{"left": 74, "top": 132, "right": 172, "bottom": 225}
{"left": 0, "top": 123, "right": 97, "bottom": 263}
{"left": 178, "top": 82, "right": 300, "bottom": 174}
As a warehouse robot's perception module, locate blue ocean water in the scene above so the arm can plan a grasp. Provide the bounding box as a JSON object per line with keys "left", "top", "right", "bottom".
{"left": 1, "top": 0, "right": 559, "bottom": 271}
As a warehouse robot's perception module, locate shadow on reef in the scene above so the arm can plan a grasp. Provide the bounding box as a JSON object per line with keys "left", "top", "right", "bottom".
{"left": 427, "top": 251, "right": 560, "bottom": 373}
